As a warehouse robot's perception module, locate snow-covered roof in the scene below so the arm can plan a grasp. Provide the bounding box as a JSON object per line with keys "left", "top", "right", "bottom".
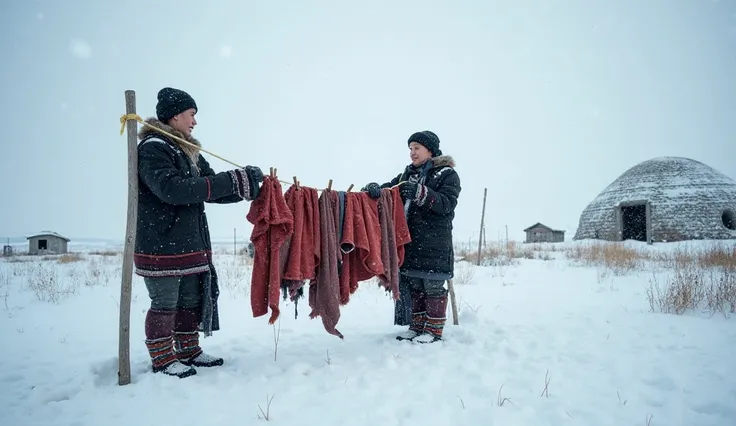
{"left": 26, "top": 231, "right": 71, "bottom": 241}
{"left": 524, "top": 222, "right": 564, "bottom": 233}
{"left": 574, "top": 156, "right": 736, "bottom": 241}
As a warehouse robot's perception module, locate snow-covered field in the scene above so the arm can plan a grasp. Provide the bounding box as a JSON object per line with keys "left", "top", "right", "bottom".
{"left": 0, "top": 240, "right": 734, "bottom": 426}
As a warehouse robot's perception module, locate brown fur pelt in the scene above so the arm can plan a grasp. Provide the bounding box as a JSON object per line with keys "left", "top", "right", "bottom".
{"left": 138, "top": 117, "right": 202, "bottom": 170}
{"left": 431, "top": 155, "right": 455, "bottom": 169}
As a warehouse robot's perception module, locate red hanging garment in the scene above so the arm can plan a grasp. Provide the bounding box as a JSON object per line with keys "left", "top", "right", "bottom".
{"left": 280, "top": 185, "right": 321, "bottom": 302}
{"left": 247, "top": 176, "right": 294, "bottom": 324}
{"left": 338, "top": 191, "right": 384, "bottom": 304}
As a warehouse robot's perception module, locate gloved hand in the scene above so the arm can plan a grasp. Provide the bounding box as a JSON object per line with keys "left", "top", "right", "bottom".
{"left": 361, "top": 182, "right": 381, "bottom": 199}
{"left": 245, "top": 165, "right": 264, "bottom": 184}
{"left": 399, "top": 181, "right": 420, "bottom": 202}
{"left": 232, "top": 165, "right": 263, "bottom": 201}
{"left": 244, "top": 165, "right": 263, "bottom": 200}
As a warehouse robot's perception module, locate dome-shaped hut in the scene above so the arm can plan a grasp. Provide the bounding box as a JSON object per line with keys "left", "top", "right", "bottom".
{"left": 574, "top": 157, "right": 736, "bottom": 242}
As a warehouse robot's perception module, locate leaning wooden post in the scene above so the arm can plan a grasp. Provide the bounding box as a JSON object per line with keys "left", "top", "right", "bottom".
{"left": 476, "top": 188, "right": 488, "bottom": 266}
{"left": 118, "top": 90, "right": 138, "bottom": 386}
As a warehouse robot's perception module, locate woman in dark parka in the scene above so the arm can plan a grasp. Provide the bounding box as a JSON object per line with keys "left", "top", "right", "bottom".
{"left": 135, "top": 87, "right": 263, "bottom": 378}
{"left": 363, "top": 130, "right": 461, "bottom": 343}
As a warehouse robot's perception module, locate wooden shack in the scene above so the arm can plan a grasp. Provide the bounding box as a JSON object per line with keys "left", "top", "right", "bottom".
{"left": 523, "top": 223, "right": 565, "bottom": 243}
{"left": 27, "top": 231, "right": 70, "bottom": 255}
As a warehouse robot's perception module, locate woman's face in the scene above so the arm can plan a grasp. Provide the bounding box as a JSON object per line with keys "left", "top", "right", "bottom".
{"left": 170, "top": 108, "right": 197, "bottom": 137}
{"left": 409, "top": 142, "right": 432, "bottom": 166}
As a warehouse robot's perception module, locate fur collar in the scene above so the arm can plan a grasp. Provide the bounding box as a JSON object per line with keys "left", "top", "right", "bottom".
{"left": 138, "top": 117, "right": 201, "bottom": 168}
{"left": 431, "top": 155, "right": 455, "bottom": 168}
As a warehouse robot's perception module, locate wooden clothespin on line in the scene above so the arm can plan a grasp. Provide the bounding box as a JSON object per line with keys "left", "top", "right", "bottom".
{"left": 293, "top": 176, "right": 300, "bottom": 190}
{"left": 327, "top": 179, "right": 333, "bottom": 191}
{"left": 346, "top": 184, "right": 354, "bottom": 192}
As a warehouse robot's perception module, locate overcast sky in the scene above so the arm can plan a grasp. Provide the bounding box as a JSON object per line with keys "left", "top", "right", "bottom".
{"left": 1, "top": 0, "right": 735, "bottom": 245}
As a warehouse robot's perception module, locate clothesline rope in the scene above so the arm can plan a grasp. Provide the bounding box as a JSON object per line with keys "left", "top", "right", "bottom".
{"left": 119, "top": 113, "right": 370, "bottom": 193}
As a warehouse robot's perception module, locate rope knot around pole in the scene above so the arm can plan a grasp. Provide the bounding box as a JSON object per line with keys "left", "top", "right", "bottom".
{"left": 120, "top": 113, "right": 143, "bottom": 135}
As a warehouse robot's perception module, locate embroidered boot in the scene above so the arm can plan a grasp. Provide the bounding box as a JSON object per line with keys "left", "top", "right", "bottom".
{"left": 397, "top": 290, "right": 427, "bottom": 341}
{"left": 413, "top": 295, "right": 447, "bottom": 344}
{"left": 174, "top": 308, "right": 224, "bottom": 368}
{"left": 145, "top": 309, "right": 196, "bottom": 378}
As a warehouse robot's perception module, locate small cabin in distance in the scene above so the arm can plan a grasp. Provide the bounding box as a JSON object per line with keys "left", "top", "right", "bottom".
{"left": 27, "top": 231, "right": 70, "bottom": 255}
{"left": 523, "top": 223, "right": 565, "bottom": 243}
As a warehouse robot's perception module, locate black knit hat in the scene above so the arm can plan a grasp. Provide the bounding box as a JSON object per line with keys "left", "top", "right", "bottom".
{"left": 408, "top": 130, "right": 442, "bottom": 157}
{"left": 156, "top": 87, "right": 198, "bottom": 123}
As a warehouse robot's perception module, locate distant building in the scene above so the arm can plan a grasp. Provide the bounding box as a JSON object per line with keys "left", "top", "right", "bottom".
{"left": 27, "top": 231, "right": 70, "bottom": 255}
{"left": 523, "top": 223, "right": 565, "bottom": 243}
{"left": 574, "top": 157, "right": 736, "bottom": 242}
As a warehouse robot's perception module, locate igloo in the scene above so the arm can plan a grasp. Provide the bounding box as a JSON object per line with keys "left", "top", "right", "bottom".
{"left": 574, "top": 157, "right": 736, "bottom": 242}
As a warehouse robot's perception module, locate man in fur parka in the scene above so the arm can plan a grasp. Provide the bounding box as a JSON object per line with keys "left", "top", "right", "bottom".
{"left": 363, "top": 130, "right": 461, "bottom": 343}
{"left": 135, "top": 87, "right": 264, "bottom": 378}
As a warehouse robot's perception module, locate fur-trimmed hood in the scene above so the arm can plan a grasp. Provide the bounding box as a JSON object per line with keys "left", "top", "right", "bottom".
{"left": 431, "top": 155, "right": 455, "bottom": 169}
{"left": 138, "top": 117, "right": 201, "bottom": 166}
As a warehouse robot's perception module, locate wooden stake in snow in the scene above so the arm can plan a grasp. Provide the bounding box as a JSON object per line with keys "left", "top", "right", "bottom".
{"left": 476, "top": 188, "right": 488, "bottom": 266}
{"left": 447, "top": 279, "right": 459, "bottom": 325}
{"left": 118, "top": 90, "right": 138, "bottom": 386}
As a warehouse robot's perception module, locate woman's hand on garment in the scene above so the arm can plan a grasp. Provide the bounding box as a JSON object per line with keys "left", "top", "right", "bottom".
{"left": 399, "top": 181, "right": 419, "bottom": 201}
{"left": 361, "top": 182, "right": 382, "bottom": 199}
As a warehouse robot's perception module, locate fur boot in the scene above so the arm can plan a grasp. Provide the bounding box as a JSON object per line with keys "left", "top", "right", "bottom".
{"left": 145, "top": 309, "right": 196, "bottom": 378}
{"left": 413, "top": 295, "right": 447, "bottom": 344}
{"left": 174, "top": 308, "right": 224, "bottom": 367}
{"left": 396, "top": 290, "right": 427, "bottom": 341}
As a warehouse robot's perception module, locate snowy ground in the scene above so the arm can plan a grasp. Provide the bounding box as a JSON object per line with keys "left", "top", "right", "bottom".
{"left": 0, "top": 240, "right": 734, "bottom": 426}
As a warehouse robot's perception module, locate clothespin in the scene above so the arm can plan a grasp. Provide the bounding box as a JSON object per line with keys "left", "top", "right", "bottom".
{"left": 327, "top": 179, "right": 333, "bottom": 191}
{"left": 347, "top": 184, "right": 354, "bottom": 192}
{"left": 274, "top": 168, "right": 278, "bottom": 178}
{"left": 269, "top": 167, "right": 274, "bottom": 178}
{"left": 293, "top": 176, "right": 300, "bottom": 190}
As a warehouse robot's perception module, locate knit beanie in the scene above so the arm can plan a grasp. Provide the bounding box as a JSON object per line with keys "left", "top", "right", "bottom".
{"left": 407, "top": 130, "right": 442, "bottom": 157}
{"left": 156, "top": 87, "right": 198, "bottom": 123}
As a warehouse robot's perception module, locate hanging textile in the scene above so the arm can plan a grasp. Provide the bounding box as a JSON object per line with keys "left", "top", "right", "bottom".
{"left": 247, "top": 176, "right": 294, "bottom": 324}
{"left": 308, "top": 189, "right": 343, "bottom": 338}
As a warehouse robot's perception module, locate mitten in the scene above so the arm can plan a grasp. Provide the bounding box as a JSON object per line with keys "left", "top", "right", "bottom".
{"left": 245, "top": 165, "right": 264, "bottom": 184}
{"left": 244, "top": 165, "right": 263, "bottom": 199}
{"left": 399, "top": 181, "right": 427, "bottom": 205}
{"left": 231, "top": 165, "right": 263, "bottom": 201}
{"left": 399, "top": 181, "right": 418, "bottom": 201}
{"left": 361, "top": 182, "right": 381, "bottom": 199}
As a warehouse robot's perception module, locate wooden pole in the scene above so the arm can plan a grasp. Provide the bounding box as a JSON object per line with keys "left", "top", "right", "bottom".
{"left": 447, "top": 279, "right": 459, "bottom": 325}
{"left": 476, "top": 188, "right": 487, "bottom": 266}
{"left": 118, "top": 90, "right": 137, "bottom": 386}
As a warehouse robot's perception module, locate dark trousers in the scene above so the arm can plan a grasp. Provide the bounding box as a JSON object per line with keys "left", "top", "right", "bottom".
{"left": 143, "top": 274, "right": 203, "bottom": 341}
{"left": 144, "top": 274, "right": 202, "bottom": 311}
{"left": 394, "top": 275, "right": 447, "bottom": 325}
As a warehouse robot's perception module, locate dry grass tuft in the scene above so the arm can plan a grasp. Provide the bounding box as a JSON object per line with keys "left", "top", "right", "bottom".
{"left": 89, "top": 250, "right": 120, "bottom": 257}
{"left": 56, "top": 253, "right": 84, "bottom": 264}
{"left": 666, "top": 243, "right": 736, "bottom": 270}
{"left": 456, "top": 241, "right": 536, "bottom": 267}
{"left": 565, "top": 241, "right": 643, "bottom": 275}
{"left": 646, "top": 260, "right": 736, "bottom": 316}
{"left": 27, "top": 263, "right": 77, "bottom": 303}
{"left": 454, "top": 261, "right": 476, "bottom": 286}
